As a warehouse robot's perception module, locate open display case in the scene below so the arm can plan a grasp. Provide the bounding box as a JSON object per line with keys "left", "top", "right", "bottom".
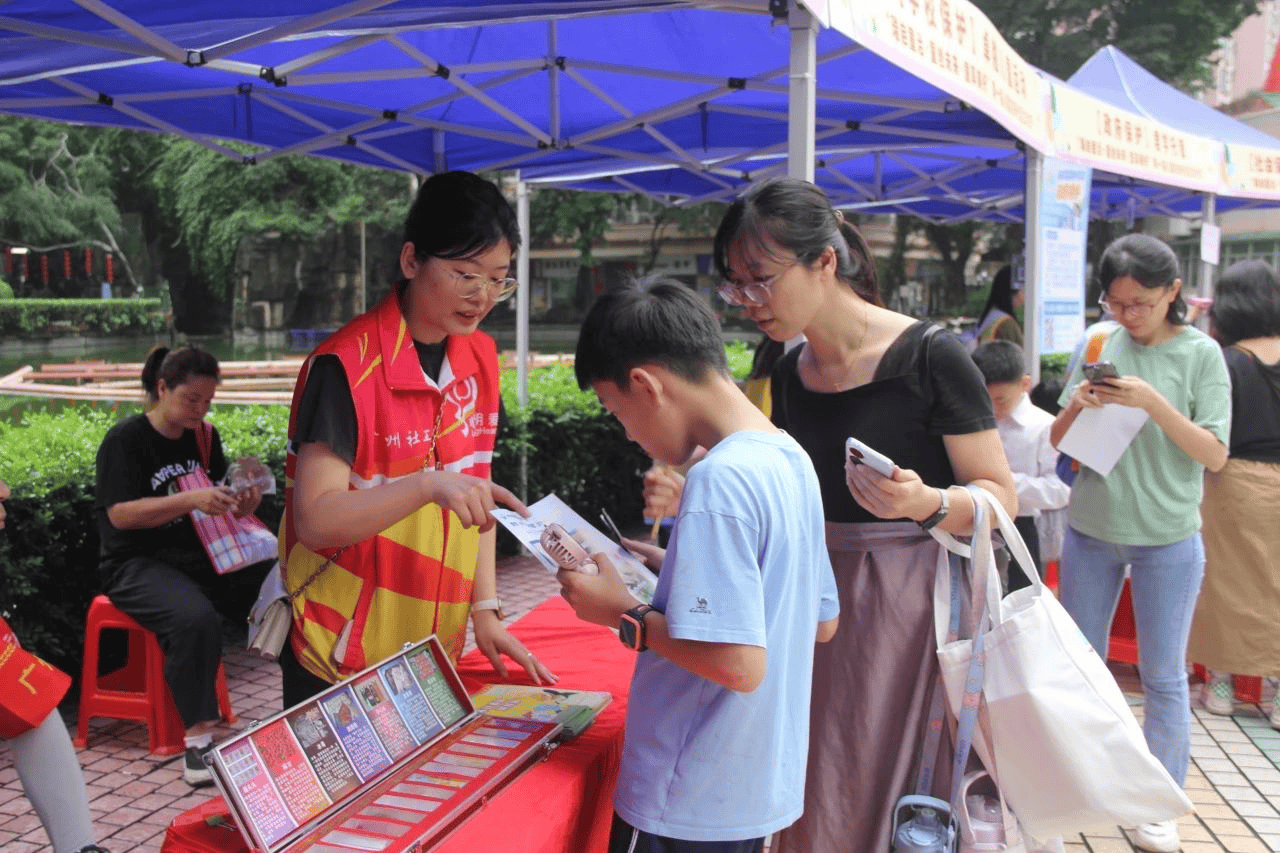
{"left": 204, "top": 636, "right": 561, "bottom": 853}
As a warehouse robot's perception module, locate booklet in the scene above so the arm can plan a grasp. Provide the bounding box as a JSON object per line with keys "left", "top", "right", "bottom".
{"left": 470, "top": 684, "right": 612, "bottom": 739}
{"left": 492, "top": 494, "right": 658, "bottom": 603}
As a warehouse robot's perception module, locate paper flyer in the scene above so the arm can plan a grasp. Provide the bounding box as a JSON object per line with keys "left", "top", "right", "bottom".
{"left": 352, "top": 672, "right": 418, "bottom": 761}
{"left": 250, "top": 718, "right": 330, "bottom": 825}
{"left": 492, "top": 494, "right": 657, "bottom": 604}
{"left": 319, "top": 685, "right": 392, "bottom": 781}
{"left": 406, "top": 646, "right": 469, "bottom": 727}
{"left": 286, "top": 705, "right": 361, "bottom": 802}
{"left": 379, "top": 658, "right": 445, "bottom": 745}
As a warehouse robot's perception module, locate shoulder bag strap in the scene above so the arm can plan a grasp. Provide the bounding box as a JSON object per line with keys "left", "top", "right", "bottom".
{"left": 195, "top": 420, "right": 214, "bottom": 471}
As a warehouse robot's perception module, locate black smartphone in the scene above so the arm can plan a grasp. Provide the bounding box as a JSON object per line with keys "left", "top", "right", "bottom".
{"left": 1083, "top": 361, "right": 1120, "bottom": 383}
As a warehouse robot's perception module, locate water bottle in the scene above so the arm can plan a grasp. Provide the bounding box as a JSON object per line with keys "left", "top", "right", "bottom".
{"left": 892, "top": 795, "right": 955, "bottom": 853}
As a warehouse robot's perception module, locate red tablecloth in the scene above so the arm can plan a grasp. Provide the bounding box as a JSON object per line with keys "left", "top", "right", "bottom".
{"left": 162, "top": 598, "right": 633, "bottom": 853}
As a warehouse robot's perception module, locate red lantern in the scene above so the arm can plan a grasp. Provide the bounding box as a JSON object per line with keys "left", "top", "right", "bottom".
{"left": 105, "top": 254, "right": 114, "bottom": 283}
{"left": 40, "top": 253, "right": 49, "bottom": 285}
{"left": 62, "top": 250, "right": 71, "bottom": 279}
{"left": 84, "top": 247, "right": 93, "bottom": 277}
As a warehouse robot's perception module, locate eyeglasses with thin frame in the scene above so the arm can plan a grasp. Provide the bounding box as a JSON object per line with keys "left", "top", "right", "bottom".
{"left": 717, "top": 261, "right": 800, "bottom": 307}
{"left": 447, "top": 269, "right": 519, "bottom": 303}
{"left": 1099, "top": 290, "right": 1166, "bottom": 320}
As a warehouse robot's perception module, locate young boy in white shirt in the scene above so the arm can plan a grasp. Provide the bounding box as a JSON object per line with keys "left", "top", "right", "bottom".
{"left": 972, "top": 340, "right": 1070, "bottom": 589}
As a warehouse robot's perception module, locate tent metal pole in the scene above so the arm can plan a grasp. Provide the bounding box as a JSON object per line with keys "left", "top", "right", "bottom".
{"left": 1023, "top": 149, "right": 1044, "bottom": 386}
{"left": 516, "top": 176, "right": 531, "bottom": 410}
{"left": 787, "top": 5, "right": 817, "bottom": 182}
{"left": 1200, "top": 193, "right": 1217, "bottom": 302}
{"left": 516, "top": 175, "right": 531, "bottom": 504}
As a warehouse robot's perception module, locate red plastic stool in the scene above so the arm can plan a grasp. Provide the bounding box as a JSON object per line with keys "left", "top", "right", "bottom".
{"left": 1108, "top": 578, "right": 1140, "bottom": 665}
{"left": 74, "top": 595, "right": 236, "bottom": 755}
{"left": 1191, "top": 664, "right": 1264, "bottom": 703}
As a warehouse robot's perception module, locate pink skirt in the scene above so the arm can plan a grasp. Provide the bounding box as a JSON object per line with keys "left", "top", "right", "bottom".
{"left": 777, "top": 521, "right": 953, "bottom": 853}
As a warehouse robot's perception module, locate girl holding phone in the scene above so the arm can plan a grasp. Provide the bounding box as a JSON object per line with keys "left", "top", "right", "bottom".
{"left": 1050, "top": 233, "right": 1230, "bottom": 853}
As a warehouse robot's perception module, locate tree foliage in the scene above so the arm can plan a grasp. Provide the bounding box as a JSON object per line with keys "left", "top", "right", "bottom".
{"left": 0, "top": 118, "right": 126, "bottom": 293}
{"left": 972, "top": 0, "right": 1260, "bottom": 89}
{"left": 151, "top": 143, "right": 407, "bottom": 300}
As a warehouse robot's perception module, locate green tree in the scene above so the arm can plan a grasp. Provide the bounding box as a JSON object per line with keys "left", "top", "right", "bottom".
{"left": 972, "top": 0, "right": 1259, "bottom": 89}
{"left": 0, "top": 117, "right": 129, "bottom": 295}
{"left": 529, "top": 188, "right": 622, "bottom": 312}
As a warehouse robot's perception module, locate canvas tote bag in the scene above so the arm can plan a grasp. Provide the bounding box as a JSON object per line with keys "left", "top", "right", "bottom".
{"left": 930, "top": 486, "right": 1193, "bottom": 839}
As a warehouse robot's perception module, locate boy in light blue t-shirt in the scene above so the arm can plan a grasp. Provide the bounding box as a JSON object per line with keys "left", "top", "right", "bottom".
{"left": 558, "top": 277, "right": 839, "bottom": 853}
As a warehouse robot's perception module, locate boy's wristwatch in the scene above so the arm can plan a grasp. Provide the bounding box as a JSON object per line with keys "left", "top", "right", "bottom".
{"left": 619, "top": 604, "right": 658, "bottom": 652}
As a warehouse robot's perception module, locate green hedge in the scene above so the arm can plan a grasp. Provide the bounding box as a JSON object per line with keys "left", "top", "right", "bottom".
{"left": 0, "top": 298, "right": 165, "bottom": 337}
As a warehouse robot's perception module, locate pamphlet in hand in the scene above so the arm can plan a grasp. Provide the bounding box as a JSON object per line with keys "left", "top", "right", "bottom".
{"left": 491, "top": 494, "right": 657, "bottom": 604}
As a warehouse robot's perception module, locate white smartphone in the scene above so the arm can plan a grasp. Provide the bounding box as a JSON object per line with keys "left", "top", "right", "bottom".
{"left": 846, "top": 436, "right": 896, "bottom": 478}
{"left": 539, "top": 524, "right": 599, "bottom": 575}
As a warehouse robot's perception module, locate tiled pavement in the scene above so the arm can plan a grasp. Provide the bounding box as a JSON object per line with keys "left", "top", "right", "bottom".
{"left": 3, "top": 555, "right": 1280, "bottom": 853}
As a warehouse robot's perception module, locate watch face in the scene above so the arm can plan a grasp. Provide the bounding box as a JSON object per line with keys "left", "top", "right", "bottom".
{"left": 618, "top": 616, "right": 640, "bottom": 649}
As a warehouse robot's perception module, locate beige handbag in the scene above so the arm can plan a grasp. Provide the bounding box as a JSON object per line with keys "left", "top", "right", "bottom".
{"left": 246, "top": 562, "right": 290, "bottom": 660}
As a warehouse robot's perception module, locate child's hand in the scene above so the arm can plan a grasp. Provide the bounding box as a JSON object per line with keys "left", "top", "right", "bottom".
{"left": 558, "top": 552, "right": 639, "bottom": 629}
{"left": 618, "top": 536, "right": 664, "bottom": 571}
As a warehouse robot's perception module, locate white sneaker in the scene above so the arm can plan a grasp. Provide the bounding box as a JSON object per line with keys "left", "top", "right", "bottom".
{"left": 1129, "top": 819, "right": 1180, "bottom": 853}
{"left": 1202, "top": 671, "right": 1234, "bottom": 716}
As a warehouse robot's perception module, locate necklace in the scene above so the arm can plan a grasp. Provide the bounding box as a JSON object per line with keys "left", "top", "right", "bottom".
{"left": 804, "top": 300, "right": 870, "bottom": 392}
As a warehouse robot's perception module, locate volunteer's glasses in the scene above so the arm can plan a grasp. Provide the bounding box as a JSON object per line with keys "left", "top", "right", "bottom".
{"left": 717, "top": 261, "right": 800, "bottom": 307}
{"left": 448, "top": 269, "right": 519, "bottom": 303}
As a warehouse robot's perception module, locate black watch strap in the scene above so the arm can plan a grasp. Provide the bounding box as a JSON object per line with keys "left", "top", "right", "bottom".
{"left": 917, "top": 487, "right": 950, "bottom": 531}
{"left": 620, "top": 604, "right": 657, "bottom": 652}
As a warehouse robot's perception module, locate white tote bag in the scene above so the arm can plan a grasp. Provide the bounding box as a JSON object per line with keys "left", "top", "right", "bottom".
{"left": 931, "top": 487, "right": 1193, "bottom": 840}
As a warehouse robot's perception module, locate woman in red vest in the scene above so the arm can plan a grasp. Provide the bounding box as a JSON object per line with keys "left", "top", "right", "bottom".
{"left": 280, "top": 171, "right": 546, "bottom": 706}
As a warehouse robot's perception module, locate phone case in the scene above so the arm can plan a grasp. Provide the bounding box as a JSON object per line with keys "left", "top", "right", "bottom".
{"left": 845, "top": 437, "right": 896, "bottom": 478}
{"left": 539, "top": 524, "right": 599, "bottom": 575}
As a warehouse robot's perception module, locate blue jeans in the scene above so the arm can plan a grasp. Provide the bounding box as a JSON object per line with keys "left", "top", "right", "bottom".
{"left": 1059, "top": 527, "right": 1204, "bottom": 784}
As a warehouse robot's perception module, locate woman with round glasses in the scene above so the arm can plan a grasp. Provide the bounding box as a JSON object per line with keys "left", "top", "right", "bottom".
{"left": 1050, "top": 233, "right": 1230, "bottom": 853}
{"left": 713, "top": 177, "right": 1016, "bottom": 853}
{"left": 279, "top": 170, "right": 548, "bottom": 707}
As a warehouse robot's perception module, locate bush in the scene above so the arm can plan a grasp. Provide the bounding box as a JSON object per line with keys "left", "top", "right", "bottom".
{"left": 0, "top": 298, "right": 165, "bottom": 337}
{"left": 0, "top": 277, "right": 13, "bottom": 299}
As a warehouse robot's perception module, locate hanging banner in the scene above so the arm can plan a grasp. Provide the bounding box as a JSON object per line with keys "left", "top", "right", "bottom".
{"left": 1037, "top": 156, "right": 1092, "bottom": 356}
{"left": 821, "top": 0, "right": 1049, "bottom": 153}
{"left": 1047, "top": 82, "right": 1218, "bottom": 192}
{"left": 62, "top": 249, "right": 71, "bottom": 280}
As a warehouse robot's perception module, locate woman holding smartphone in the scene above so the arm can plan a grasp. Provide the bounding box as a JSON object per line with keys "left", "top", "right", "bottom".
{"left": 713, "top": 177, "right": 1016, "bottom": 853}
{"left": 1050, "top": 233, "right": 1230, "bottom": 853}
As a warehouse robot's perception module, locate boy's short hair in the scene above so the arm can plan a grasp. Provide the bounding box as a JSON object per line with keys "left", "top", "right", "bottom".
{"left": 971, "top": 340, "right": 1025, "bottom": 385}
{"left": 575, "top": 276, "right": 729, "bottom": 391}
